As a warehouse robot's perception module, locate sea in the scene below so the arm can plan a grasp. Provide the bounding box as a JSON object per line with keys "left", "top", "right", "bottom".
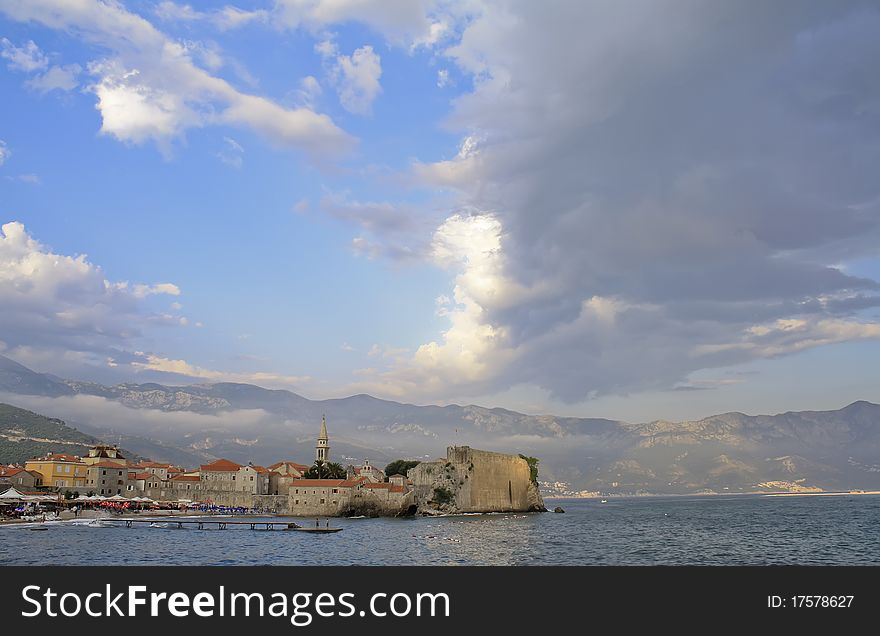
{"left": 1, "top": 495, "right": 878, "bottom": 566}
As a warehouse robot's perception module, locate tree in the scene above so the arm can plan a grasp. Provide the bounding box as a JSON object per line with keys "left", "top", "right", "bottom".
{"left": 304, "top": 460, "right": 347, "bottom": 480}
{"left": 384, "top": 459, "right": 421, "bottom": 479}
{"left": 519, "top": 455, "right": 539, "bottom": 485}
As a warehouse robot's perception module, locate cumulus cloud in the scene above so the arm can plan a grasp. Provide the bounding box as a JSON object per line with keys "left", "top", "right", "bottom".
{"left": 0, "top": 0, "right": 353, "bottom": 160}
{"left": 0, "top": 140, "right": 10, "bottom": 166}
{"left": 316, "top": 40, "right": 382, "bottom": 115}
{"left": 1, "top": 37, "right": 80, "bottom": 94}
{"left": 0, "top": 220, "right": 184, "bottom": 372}
{"left": 351, "top": 2, "right": 880, "bottom": 403}
{"left": 0, "top": 37, "right": 48, "bottom": 71}
{"left": 25, "top": 63, "right": 82, "bottom": 93}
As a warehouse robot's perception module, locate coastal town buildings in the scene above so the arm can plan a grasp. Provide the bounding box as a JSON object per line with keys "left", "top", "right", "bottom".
{"left": 82, "top": 445, "right": 127, "bottom": 466}
{"left": 2, "top": 417, "right": 418, "bottom": 515}
{"left": 0, "top": 466, "right": 41, "bottom": 490}
{"left": 86, "top": 461, "right": 129, "bottom": 496}
{"left": 267, "top": 461, "right": 310, "bottom": 496}
{"left": 24, "top": 453, "right": 88, "bottom": 490}
{"left": 348, "top": 459, "right": 386, "bottom": 483}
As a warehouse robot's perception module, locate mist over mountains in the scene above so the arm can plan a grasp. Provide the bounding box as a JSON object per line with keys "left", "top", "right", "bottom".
{"left": 2, "top": 354, "right": 879, "bottom": 494}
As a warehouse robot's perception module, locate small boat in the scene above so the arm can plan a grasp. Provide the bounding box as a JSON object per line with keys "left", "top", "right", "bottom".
{"left": 600, "top": 499, "right": 608, "bottom": 503}
{"left": 29, "top": 527, "right": 48, "bottom": 531}
{"left": 87, "top": 518, "right": 114, "bottom": 527}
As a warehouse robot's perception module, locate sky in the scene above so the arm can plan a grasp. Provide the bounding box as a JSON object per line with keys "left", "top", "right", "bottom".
{"left": 1, "top": 0, "right": 880, "bottom": 424}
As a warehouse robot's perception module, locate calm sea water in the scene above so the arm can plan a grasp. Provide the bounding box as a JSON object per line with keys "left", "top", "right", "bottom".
{"left": 1, "top": 495, "right": 878, "bottom": 566}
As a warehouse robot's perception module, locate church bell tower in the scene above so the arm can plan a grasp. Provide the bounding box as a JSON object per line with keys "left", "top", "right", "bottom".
{"left": 316, "top": 415, "right": 330, "bottom": 463}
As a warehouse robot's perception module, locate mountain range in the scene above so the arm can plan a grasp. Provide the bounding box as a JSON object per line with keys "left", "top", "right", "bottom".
{"left": 2, "top": 353, "right": 879, "bottom": 494}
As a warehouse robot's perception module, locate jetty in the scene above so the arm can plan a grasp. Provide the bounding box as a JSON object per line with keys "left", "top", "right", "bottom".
{"left": 116, "top": 518, "right": 341, "bottom": 531}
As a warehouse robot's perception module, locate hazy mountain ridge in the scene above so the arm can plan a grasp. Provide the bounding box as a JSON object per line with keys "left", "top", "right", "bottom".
{"left": 1, "top": 355, "right": 879, "bottom": 493}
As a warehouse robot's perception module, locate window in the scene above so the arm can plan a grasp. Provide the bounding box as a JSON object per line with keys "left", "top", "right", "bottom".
{"left": 102, "top": 470, "right": 106, "bottom": 476}
{"left": 320, "top": 498, "right": 325, "bottom": 504}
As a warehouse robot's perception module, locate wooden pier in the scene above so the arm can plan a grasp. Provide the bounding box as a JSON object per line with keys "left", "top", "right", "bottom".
{"left": 116, "top": 518, "right": 340, "bottom": 531}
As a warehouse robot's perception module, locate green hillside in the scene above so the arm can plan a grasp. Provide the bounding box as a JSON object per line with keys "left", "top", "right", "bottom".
{"left": 0, "top": 403, "right": 129, "bottom": 464}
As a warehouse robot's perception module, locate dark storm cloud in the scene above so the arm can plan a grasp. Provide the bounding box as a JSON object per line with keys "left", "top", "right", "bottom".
{"left": 409, "top": 0, "right": 880, "bottom": 401}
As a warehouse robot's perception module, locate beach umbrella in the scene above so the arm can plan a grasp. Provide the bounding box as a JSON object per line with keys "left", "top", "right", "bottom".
{"left": 0, "top": 487, "right": 26, "bottom": 501}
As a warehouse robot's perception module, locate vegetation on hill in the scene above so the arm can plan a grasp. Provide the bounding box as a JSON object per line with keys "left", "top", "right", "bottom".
{"left": 0, "top": 403, "right": 134, "bottom": 465}
{"left": 384, "top": 459, "right": 421, "bottom": 478}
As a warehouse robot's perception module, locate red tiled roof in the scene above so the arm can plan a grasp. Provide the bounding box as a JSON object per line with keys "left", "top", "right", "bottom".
{"left": 0, "top": 467, "right": 26, "bottom": 477}
{"left": 171, "top": 475, "right": 200, "bottom": 482}
{"left": 199, "top": 458, "right": 242, "bottom": 472}
{"left": 269, "top": 461, "right": 311, "bottom": 472}
{"left": 35, "top": 454, "right": 82, "bottom": 463}
{"left": 90, "top": 461, "right": 127, "bottom": 469}
{"left": 251, "top": 465, "right": 269, "bottom": 474}
{"left": 128, "top": 472, "right": 152, "bottom": 480}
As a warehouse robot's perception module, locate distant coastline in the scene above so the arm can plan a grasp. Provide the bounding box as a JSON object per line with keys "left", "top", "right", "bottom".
{"left": 544, "top": 490, "right": 880, "bottom": 500}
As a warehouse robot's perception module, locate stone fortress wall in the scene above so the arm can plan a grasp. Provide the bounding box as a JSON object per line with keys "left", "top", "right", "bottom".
{"left": 409, "top": 446, "right": 543, "bottom": 514}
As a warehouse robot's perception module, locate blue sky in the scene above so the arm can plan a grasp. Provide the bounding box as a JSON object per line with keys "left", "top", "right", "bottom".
{"left": 2, "top": 1, "right": 880, "bottom": 423}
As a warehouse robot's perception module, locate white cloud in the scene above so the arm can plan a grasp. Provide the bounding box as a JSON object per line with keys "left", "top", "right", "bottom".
{"left": 317, "top": 40, "right": 382, "bottom": 115}
{"left": 294, "top": 75, "right": 322, "bottom": 108}
{"left": 0, "top": 392, "right": 278, "bottom": 436}
{"left": 274, "top": 0, "right": 442, "bottom": 48}
{"left": 0, "top": 139, "right": 9, "bottom": 165}
{"left": 436, "top": 68, "right": 450, "bottom": 88}
{"left": 0, "top": 220, "right": 184, "bottom": 369}
{"left": 292, "top": 198, "right": 310, "bottom": 214}
{"left": 0, "top": 0, "right": 353, "bottom": 161}
{"left": 130, "top": 352, "right": 310, "bottom": 388}
{"left": 25, "top": 63, "right": 81, "bottom": 93}
{"left": 217, "top": 135, "right": 244, "bottom": 168}
{"left": 153, "top": 1, "right": 201, "bottom": 22}
{"left": 0, "top": 37, "right": 48, "bottom": 72}
{"left": 154, "top": 2, "right": 268, "bottom": 31}
{"left": 3, "top": 174, "right": 40, "bottom": 184}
